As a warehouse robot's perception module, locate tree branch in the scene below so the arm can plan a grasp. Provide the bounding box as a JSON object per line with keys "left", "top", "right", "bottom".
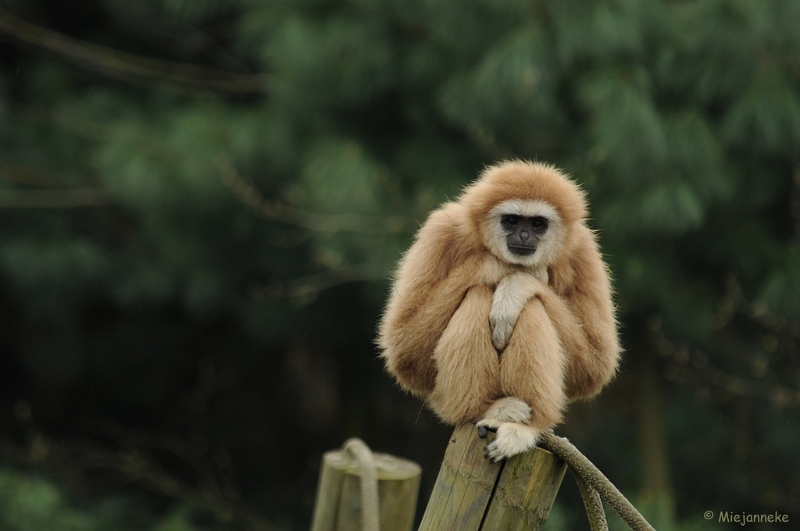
{"left": 249, "top": 266, "right": 382, "bottom": 303}
{"left": 217, "top": 157, "right": 413, "bottom": 234}
{"left": 0, "top": 159, "right": 62, "bottom": 187}
{"left": 0, "top": 188, "right": 112, "bottom": 208}
{"left": 0, "top": 7, "right": 268, "bottom": 94}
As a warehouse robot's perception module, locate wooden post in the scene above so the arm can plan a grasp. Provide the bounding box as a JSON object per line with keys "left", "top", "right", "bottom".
{"left": 310, "top": 448, "right": 421, "bottom": 531}
{"left": 419, "top": 424, "right": 567, "bottom": 531}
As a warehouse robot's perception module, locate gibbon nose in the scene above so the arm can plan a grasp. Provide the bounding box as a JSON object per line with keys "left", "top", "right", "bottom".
{"left": 519, "top": 231, "right": 529, "bottom": 241}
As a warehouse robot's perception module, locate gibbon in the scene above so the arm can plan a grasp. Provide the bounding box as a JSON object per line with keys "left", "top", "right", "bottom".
{"left": 377, "top": 160, "right": 620, "bottom": 461}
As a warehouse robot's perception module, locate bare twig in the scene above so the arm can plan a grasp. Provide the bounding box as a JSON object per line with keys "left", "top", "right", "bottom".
{"left": 0, "top": 159, "right": 62, "bottom": 187}
{"left": 791, "top": 165, "right": 800, "bottom": 242}
{"left": 104, "top": 1, "right": 251, "bottom": 73}
{"left": 0, "top": 426, "right": 276, "bottom": 531}
{"left": 6, "top": 103, "right": 186, "bottom": 159}
{"left": 0, "top": 188, "right": 112, "bottom": 208}
{"left": 683, "top": 361, "right": 800, "bottom": 407}
{"left": 218, "top": 157, "right": 413, "bottom": 234}
{"left": 0, "top": 7, "right": 268, "bottom": 94}
{"left": 250, "top": 266, "right": 381, "bottom": 302}
{"left": 649, "top": 312, "right": 800, "bottom": 408}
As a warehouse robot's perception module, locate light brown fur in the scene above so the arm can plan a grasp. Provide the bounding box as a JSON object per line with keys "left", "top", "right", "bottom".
{"left": 378, "top": 160, "right": 620, "bottom": 458}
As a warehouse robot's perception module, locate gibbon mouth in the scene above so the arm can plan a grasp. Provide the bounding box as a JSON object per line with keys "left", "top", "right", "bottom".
{"left": 508, "top": 245, "right": 536, "bottom": 256}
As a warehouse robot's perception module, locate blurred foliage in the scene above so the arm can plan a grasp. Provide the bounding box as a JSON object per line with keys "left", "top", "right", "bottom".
{"left": 0, "top": 466, "right": 203, "bottom": 531}
{"left": 0, "top": 0, "right": 799, "bottom": 529}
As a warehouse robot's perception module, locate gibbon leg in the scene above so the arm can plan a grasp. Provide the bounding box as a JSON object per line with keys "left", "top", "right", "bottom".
{"left": 484, "top": 298, "right": 567, "bottom": 461}
{"left": 428, "top": 285, "right": 501, "bottom": 424}
{"left": 500, "top": 297, "right": 566, "bottom": 427}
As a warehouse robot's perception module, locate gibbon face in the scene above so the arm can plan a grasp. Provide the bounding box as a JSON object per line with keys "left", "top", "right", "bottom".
{"left": 487, "top": 199, "right": 564, "bottom": 267}
{"left": 502, "top": 214, "right": 547, "bottom": 256}
{"left": 463, "top": 162, "right": 587, "bottom": 268}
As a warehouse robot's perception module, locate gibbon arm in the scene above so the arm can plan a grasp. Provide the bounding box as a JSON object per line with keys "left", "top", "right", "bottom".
{"left": 378, "top": 204, "right": 483, "bottom": 396}
{"left": 543, "top": 226, "right": 620, "bottom": 400}
{"left": 489, "top": 271, "right": 548, "bottom": 351}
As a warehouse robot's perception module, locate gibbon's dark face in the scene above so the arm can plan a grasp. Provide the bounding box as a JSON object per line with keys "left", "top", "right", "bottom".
{"left": 501, "top": 214, "right": 549, "bottom": 256}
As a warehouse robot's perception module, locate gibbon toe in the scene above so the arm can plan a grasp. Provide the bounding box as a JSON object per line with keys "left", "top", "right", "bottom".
{"left": 477, "top": 425, "right": 497, "bottom": 438}
{"left": 476, "top": 418, "right": 502, "bottom": 439}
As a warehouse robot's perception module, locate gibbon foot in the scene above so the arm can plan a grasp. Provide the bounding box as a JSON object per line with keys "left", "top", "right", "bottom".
{"left": 476, "top": 397, "right": 531, "bottom": 438}
{"left": 483, "top": 423, "right": 541, "bottom": 463}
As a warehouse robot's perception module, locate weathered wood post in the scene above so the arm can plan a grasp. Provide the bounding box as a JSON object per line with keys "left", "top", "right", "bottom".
{"left": 419, "top": 424, "right": 567, "bottom": 531}
{"left": 310, "top": 444, "right": 422, "bottom": 531}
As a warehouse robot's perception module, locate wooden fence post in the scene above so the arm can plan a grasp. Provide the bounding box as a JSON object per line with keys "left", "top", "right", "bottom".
{"left": 310, "top": 447, "right": 421, "bottom": 531}
{"left": 419, "top": 424, "right": 567, "bottom": 531}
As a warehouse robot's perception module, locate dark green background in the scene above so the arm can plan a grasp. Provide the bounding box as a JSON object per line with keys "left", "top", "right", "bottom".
{"left": 1, "top": 0, "right": 799, "bottom": 529}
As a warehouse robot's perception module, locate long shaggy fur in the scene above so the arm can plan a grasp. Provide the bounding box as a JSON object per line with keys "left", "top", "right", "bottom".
{"left": 377, "top": 160, "right": 620, "bottom": 458}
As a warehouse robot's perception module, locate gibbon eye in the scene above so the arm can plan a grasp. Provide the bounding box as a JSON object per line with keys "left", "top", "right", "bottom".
{"left": 532, "top": 217, "right": 547, "bottom": 229}
{"left": 504, "top": 215, "right": 519, "bottom": 226}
